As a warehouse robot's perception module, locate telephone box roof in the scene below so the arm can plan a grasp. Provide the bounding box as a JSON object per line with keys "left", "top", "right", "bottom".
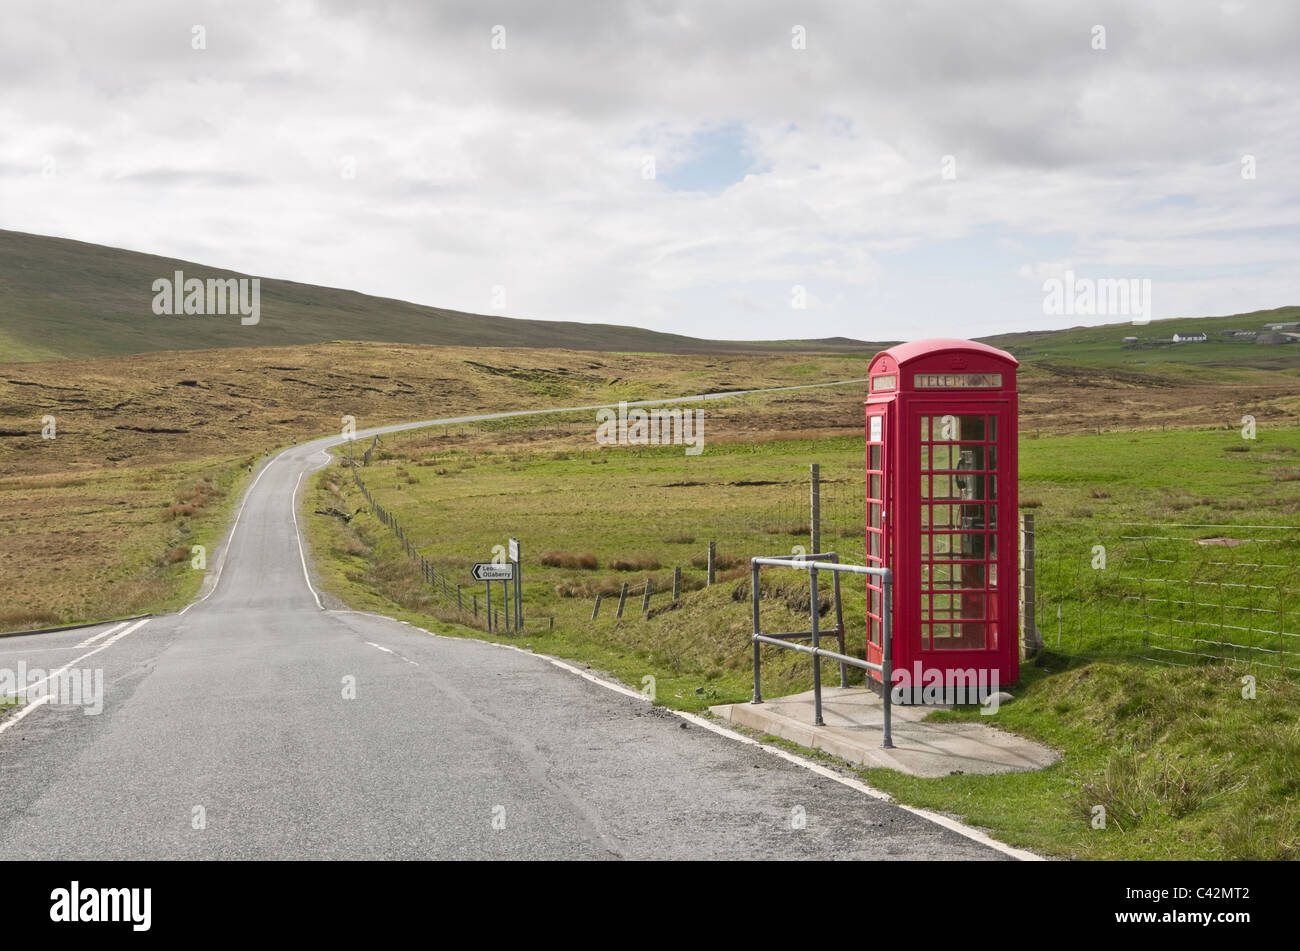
{"left": 877, "top": 338, "right": 1018, "bottom": 368}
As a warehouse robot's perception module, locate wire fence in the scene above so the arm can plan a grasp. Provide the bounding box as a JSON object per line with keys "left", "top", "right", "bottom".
{"left": 1032, "top": 520, "right": 1300, "bottom": 675}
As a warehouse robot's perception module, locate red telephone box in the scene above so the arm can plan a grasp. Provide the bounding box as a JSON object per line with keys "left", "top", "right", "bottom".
{"left": 864, "top": 339, "right": 1019, "bottom": 702}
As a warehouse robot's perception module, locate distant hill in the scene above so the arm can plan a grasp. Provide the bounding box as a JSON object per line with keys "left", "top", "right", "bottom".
{"left": 981, "top": 307, "right": 1300, "bottom": 369}
{"left": 0, "top": 230, "right": 879, "bottom": 363}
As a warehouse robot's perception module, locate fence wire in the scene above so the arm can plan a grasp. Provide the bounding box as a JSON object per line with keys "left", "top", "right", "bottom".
{"left": 1033, "top": 521, "right": 1300, "bottom": 675}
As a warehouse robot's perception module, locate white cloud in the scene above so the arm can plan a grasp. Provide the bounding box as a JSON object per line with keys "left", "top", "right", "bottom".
{"left": 0, "top": 0, "right": 1296, "bottom": 342}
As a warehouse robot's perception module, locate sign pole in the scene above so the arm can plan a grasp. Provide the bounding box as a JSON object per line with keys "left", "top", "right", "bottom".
{"left": 486, "top": 580, "right": 492, "bottom": 633}
{"left": 511, "top": 538, "right": 522, "bottom": 632}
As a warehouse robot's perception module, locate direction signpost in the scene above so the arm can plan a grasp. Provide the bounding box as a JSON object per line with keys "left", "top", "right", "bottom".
{"left": 472, "top": 547, "right": 521, "bottom": 632}
{"left": 473, "top": 562, "right": 513, "bottom": 634}
{"left": 471, "top": 563, "right": 514, "bottom": 582}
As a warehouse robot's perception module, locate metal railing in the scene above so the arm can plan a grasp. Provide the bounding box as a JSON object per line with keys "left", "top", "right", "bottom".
{"left": 749, "top": 554, "right": 894, "bottom": 748}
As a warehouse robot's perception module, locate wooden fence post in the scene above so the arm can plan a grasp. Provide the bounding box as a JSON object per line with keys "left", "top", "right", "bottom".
{"left": 642, "top": 578, "right": 653, "bottom": 615}
{"left": 673, "top": 566, "right": 681, "bottom": 601}
{"left": 616, "top": 583, "right": 629, "bottom": 618}
{"left": 591, "top": 594, "right": 603, "bottom": 620}
{"left": 707, "top": 542, "right": 716, "bottom": 586}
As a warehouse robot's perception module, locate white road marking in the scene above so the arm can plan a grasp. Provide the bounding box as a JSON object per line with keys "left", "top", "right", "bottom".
{"left": 0, "top": 618, "right": 151, "bottom": 736}
{"left": 360, "top": 640, "right": 420, "bottom": 666}
{"left": 291, "top": 470, "right": 324, "bottom": 610}
{"left": 74, "top": 620, "right": 128, "bottom": 649}
{"left": 0, "top": 695, "right": 54, "bottom": 736}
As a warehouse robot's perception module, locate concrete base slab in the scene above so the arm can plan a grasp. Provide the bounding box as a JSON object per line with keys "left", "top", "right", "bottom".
{"left": 710, "top": 687, "right": 1059, "bottom": 778}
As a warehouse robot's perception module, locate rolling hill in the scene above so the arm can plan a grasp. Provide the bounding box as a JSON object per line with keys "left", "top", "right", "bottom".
{"left": 0, "top": 230, "right": 877, "bottom": 362}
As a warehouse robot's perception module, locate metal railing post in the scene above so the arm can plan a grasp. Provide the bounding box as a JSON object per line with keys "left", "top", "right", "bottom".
{"left": 751, "top": 561, "right": 762, "bottom": 704}
{"left": 810, "top": 562, "right": 823, "bottom": 725}
{"left": 882, "top": 573, "right": 894, "bottom": 749}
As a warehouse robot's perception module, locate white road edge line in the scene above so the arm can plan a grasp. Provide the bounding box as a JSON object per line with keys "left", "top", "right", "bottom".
{"left": 291, "top": 470, "right": 324, "bottom": 611}
{"left": 0, "top": 618, "right": 152, "bottom": 735}
{"left": 74, "top": 620, "right": 128, "bottom": 649}
{"left": 384, "top": 622, "right": 1042, "bottom": 862}
{"left": 364, "top": 642, "right": 394, "bottom": 654}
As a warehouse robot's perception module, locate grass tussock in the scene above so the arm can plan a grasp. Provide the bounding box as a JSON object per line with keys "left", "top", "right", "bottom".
{"left": 540, "top": 550, "right": 598, "bottom": 570}
{"left": 609, "top": 556, "right": 661, "bottom": 572}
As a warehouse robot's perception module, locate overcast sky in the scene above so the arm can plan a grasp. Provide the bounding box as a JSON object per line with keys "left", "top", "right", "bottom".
{"left": 2, "top": 0, "right": 1297, "bottom": 341}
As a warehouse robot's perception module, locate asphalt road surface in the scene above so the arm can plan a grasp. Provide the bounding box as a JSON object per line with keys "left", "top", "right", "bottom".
{"left": 0, "top": 385, "right": 1008, "bottom": 860}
